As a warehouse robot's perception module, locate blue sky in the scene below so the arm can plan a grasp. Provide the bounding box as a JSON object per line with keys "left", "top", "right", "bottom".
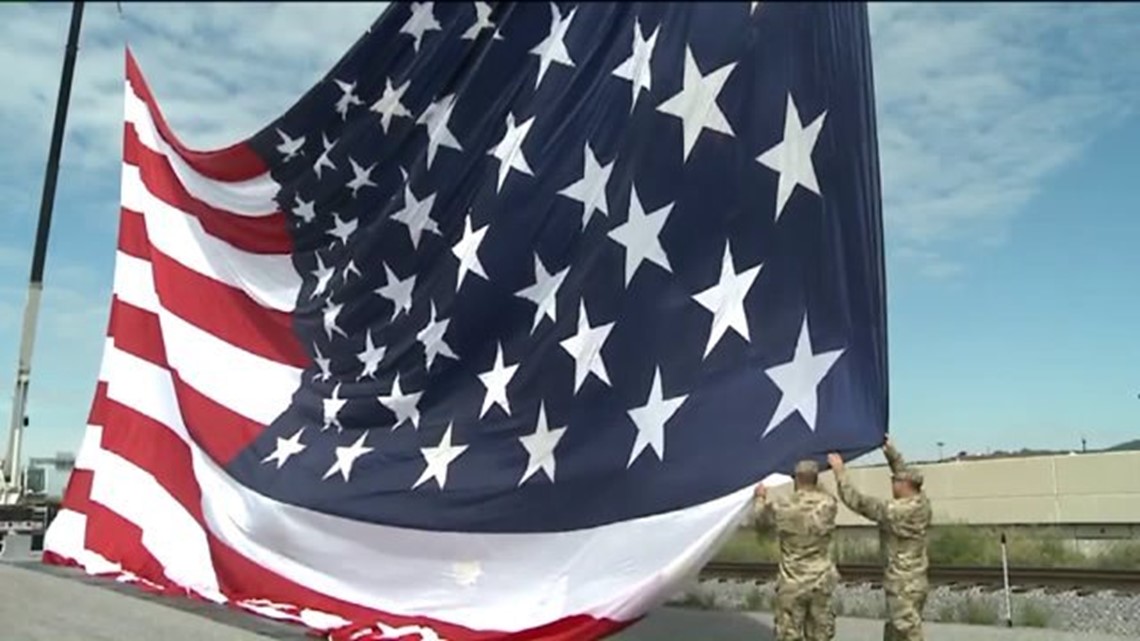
{"left": 0, "top": 2, "right": 1137, "bottom": 479}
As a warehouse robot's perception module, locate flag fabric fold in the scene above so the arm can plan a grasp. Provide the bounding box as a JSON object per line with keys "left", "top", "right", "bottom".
{"left": 44, "top": 2, "right": 887, "bottom": 639}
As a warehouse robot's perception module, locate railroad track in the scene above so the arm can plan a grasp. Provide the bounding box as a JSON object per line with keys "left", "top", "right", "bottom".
{"left": 701, "top": 561, "right": 1140, "bottom": 593}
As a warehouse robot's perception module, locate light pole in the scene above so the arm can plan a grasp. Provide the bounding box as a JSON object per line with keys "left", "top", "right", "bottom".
{"left": 936, "top": 441, "right": 945, "bottom": 461}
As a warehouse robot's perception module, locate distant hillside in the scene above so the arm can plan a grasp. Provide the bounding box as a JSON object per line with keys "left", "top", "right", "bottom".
{"left": 1106, "top": 439, "right": 1140, "bottom": 452}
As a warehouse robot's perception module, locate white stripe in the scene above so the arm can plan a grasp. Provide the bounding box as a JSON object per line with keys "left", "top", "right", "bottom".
{"left": 120, "top": 165, "right": 300, "bottom": 312}
{"left": 160, "top": 310, "right": 301, "bottom": 426}
{"left": 124, "top": 80, "right": 280, "bottom": 217}
{"left": 106, "top": 257, "right": 303, "bottom": 425}
{"left": 113, "top": 252, "right": 160, "bottom": 313}
{"left": 73, "top": 421, "right": 108, "bottom": 472}
{"left": 93, "top": 345, "right": 753, "bottom": 632}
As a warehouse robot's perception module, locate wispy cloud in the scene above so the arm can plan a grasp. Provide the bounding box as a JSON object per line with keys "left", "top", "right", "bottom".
{"left": 0, "top": 2, "right": 389, "bottom": 224}
{"left": 869, "top": 2, "right": 1140, "bottom": 275}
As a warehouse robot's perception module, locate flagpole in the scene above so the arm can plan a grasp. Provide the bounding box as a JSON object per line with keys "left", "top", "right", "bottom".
{"left": 1, "top": 0, "right": 85, "bottom": 505}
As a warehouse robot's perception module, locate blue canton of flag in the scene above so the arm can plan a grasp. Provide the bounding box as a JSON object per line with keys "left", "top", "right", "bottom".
{"left": 239, "top": 0, "right": 887, "bottom": 534}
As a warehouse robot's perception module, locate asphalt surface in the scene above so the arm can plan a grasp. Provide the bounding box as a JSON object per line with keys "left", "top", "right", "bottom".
{"left": 0, "top": 562, "right": 1131, "bottom": 640}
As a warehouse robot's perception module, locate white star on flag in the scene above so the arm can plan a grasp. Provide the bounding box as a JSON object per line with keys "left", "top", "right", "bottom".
{"left": 417, "top": 93, "right": 463, "bottom": 170}
{"left": 414, "top": 424, "right": 468, "bottom": 490}
{"left": 292, "top": 194, "right": 316, "bottom": 224}
{"left": 607, "top": 184, "right": 674, "bottom": 287}
{"left": 518, "top": 402, "right": 566, "bottom": 485}
{"left": 370, "top": 78, "right": 412, "bottom": 134}
{"left": 333, "top": 78, "right": 363, "bottom": 120}
{"left": 322, "top": 383, "right": 348, "bottom": 432}
{"left": 326, "top": 213, "right": 357, "bottom": 246}
{"left": 656, "top": 45, "right": 738, "bottom": 162}
{"left": 375, "top": 263, "right": 417, "bottom": 320}
{"left": 310, "top": 254, "right": 335, "bottom": 299}
{"left": 626, "top": 367, "right": 688, "bottom": 467}
{"left": 417, "top": 302, "right": 458, "bottom": 371}
{"left": 489, "top": 112, "right": 536, "bottom": 192}
{"left": 378, "top": 372, "right": 424, "bottom": 430}
{"left": 451, "top": 213, "right": 489, "bottom": 291}
{"left": 691, "top": 241, "right": 763, "bottom": 358}
{"left": 761, "top": 314, "right": 845, "bottom": 437}
{"left": 322, "top": 298, "right": 348, "bottom": 341}
{"left": 346, "top": 157, "right": 378, "bottom": 198}
{"left": 756, "top": 92, "right": 827, "bottom": 222}
{"left": 399, "top": 1, "right": 441, "bottom": 52}
{"left": 462, "top": 2, "right": 501, "bottom": 41}
{"left": 529, "top": 3, "right": 577, "bottom": 89}
{"left": 261, "top": 428, "right": 306, "bottom": 469}
{"left": 356, "top": 330, "right": 386, "bottom": 380}
{"left": 323, "top": 431, "right": 374, "bottom": 482}
{"left": 313, "top": 134, "right": 337, "bottom": 179}
{"left": 477, "top": 343, "right": 520, "bottom": 418}
{"left": 612, "top": 18, "right": 660, "bottom": 113}
{"left": 312, "top": 343, "right": 332, "bottom": 382}
{"left": 275, "top": 129, "right": 304, "bottom": 162}
{"left": 559, "top": 300, "right": 616, "bottom": 393}
{"left": 343, "top": 260, "right": 362, "bottom": 281}
{"left": 514, "top": 254, "right": 570, "bottom": 334}
{"left": 557, "top": 142, "right": 614, "bottom": 230}
{"left": 392, "top": 180, "right": 441, "bottom": 249}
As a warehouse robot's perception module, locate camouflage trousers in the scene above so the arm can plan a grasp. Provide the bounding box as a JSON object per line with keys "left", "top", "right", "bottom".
{"left": 882, "top": 586, "right": 927, "bottom": 641}
{"left": 774, "top": 584, "right": 835, "bottom": 641}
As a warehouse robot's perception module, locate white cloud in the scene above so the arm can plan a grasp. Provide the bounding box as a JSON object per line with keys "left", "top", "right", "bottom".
{"left": 869, "top": 2, "right": 1140, "bottom": 274}
{"left": 0, "top": 2, "right": 389, "bottom": 203}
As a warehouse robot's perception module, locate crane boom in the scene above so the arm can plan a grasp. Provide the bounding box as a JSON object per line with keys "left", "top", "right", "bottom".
{"left": 2, "top": 0, "right": 85, "bottom": 505}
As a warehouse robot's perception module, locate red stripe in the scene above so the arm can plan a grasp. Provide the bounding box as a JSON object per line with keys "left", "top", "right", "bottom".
{"left": 84, "top": 501, "right": 171, "bottom": 588}
{"left": 116, "top": 208, "right": 308, "bottom": 369}
{"left": 107, "top": 296, "right": 268, "bottom": 466}
{"left": 126, "top": 49, "right": 268, "bottom": 182}
{"left": 123, "top": 125, "right": 292, "bottom": 255}
{"left": 88, "top": 381, "right": 111, "bottom": 425}
{"left": 117, "top": 208, "right": 149, "bottom": 259}
{"left": 109, "top": 299, "right": 169, "bottom": 367}
{"left": 59, "top": 469, "right": 94, "bottom": 514}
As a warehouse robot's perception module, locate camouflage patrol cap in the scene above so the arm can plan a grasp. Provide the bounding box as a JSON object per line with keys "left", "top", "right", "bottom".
{"left": 793, "top": 459, "right": 820, "bottom": 475}
{"left": 892, "top": 466, "right": 923, "bottom": 487}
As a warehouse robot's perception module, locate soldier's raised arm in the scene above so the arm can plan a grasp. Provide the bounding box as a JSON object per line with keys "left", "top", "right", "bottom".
{"left": 744, "top": 483, "right": 776, "bottom": 530}
{"left": 883, "top": 436, "right": 907, "bottom": 475}
{"left": 827, "top": 453, "right": 888, "bottom": 524}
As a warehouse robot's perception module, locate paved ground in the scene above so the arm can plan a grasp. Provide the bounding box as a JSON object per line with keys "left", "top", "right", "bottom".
{"left": 0, "top": 562, "right": 1131, "bottom": 640}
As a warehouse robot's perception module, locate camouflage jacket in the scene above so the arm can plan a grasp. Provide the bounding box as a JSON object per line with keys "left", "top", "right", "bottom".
{"left": 748, "top": 487, "right": 839, "bottom": 594}
{"left": 834, "top": 443, "right": 932, "bottom": 591}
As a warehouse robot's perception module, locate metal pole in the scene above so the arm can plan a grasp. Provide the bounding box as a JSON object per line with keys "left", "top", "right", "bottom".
{"left": 2, "top": 0, "right": 85, "bottom": 504}
{"left": 1000, "top": 532, "right": 1013, "bottom": 627}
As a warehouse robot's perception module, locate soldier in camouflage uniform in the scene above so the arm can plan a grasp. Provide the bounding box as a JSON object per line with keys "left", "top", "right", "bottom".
{"left": 828, "top": 438, "right": 932, "bottom": 641}
{"left": 749, "top": 460, "right": 838, "bottom": 641}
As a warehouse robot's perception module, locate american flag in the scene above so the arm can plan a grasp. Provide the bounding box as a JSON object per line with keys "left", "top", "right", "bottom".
{"left": 44, "top": 2, "right": 887, "bottom": 639}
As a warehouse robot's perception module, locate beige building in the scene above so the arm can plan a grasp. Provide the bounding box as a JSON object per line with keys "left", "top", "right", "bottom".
{"left": 764, "top": 450, "right": 1140, "bottom": 539}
